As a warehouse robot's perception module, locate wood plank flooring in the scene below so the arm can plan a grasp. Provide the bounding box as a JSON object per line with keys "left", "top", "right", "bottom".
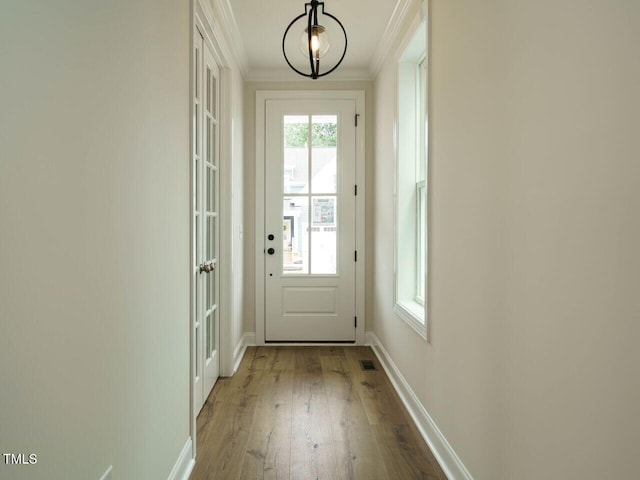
{"left": 191, "top": 346, "right": 447, "bottom": 480}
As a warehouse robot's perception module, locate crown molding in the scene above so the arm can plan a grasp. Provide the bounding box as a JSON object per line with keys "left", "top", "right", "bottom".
{"left": 245, "top": 66, "right": 373, "bottom": 83}
{"left": 210, "top": 0, "right": 250, "bottom": 76}
{"left": 368, "top": 0, "right": 423, "bottom": 78}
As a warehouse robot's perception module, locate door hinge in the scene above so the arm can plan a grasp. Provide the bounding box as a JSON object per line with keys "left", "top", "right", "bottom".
{"left": 354, "top": 184, "right": 358, "bottom": 196}
{"left": 355, "top": 113, "right": 360, "bottom": 127}
{"left": 354, "top": 250, "right": 357, "bottom": 262}
{"left": 354, "top": 316, "right": 357, "bottom": 328}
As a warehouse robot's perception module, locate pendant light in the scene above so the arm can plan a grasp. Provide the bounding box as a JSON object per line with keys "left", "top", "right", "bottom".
{"left": 282, "top": 0, "right": 347, "bottom": 79}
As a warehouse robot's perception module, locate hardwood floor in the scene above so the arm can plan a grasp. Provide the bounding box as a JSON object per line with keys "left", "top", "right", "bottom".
{"left": 191, "top": 346, "right": 447, "bottom": 480}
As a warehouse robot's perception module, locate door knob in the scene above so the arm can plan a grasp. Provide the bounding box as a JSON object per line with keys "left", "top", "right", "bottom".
{"left": 267, "top": 248, "right": 275, "bottom": 255}
{"left": 199, "top": 262, "right": 214, "bottom": 273}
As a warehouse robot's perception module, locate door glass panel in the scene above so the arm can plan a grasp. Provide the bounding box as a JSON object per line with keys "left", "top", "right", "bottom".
{"left": 205, "top": 116, "right": 210, "bottom": 161}
{"left": 205, "top": 274, "right": 210, "bottom": 311}
{"left": 207, "top": 168, "right": 216, "bottom": 212}
{"left": 284, "top": 115, "right": 309, "bottom": 194}
{"left": 213, "top": 169, "right": 217, "bottom": 212}
{"left": 195, "top": 216, "right": 199, "bottom": 259}
{"left": 206, "top": 216, "right": 212, "bottom": 259}
{"left": 311, "top": 196, "right": 337, "bottom": 274}
{"left": 283, "top": 196, "right": 309, "bottom": 274}
{"left": 210, "top": 124, "right": 216, "bottom": 168}
{"left": 211, "top": 310, "right": 217, "bottom": 355}
{"left": 205, "top": 165, "right": 210, "bottom": 212}
{"left": 195, "top": 158, "right": 200, "bottom": 211}
{"left": 195, "top": 47, "right": 199, "bottom": 100}
{"left": 195, "top": 323, "right": 200, "bottom": 378}
{"left": 195, "top": 213, "right": 199, "bottom": 334}
{"left": 195, "top": 104, "right": 200, "bottom": 156}
{"left": 212, "top": 265, "right": 218, "bottom": 309}
{"left": 211, "top": 76, "right": 217, "bottom": 119}
{"left": 282, "top": 114, "right": 340, "bottom": 276}
{"left": 206, "top": 312, "right": 212, "bottom": 358}
{"left": 206, "top": 67, "right": 211, "bottom": 114}
{"left": 211, "top": 218, "right": 216, "bottom": 260}
{"left": 311, "top": 115, "right": 337, "bottom": 194}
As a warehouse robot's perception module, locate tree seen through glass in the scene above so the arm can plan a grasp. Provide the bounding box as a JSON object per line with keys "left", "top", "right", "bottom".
{"left": 284, "top": 121, "right": 337, "bottom": 147}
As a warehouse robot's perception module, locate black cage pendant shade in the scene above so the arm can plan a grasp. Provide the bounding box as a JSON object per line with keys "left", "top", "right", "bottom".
{"left": 282, "top": 0, "right": 347, "bottom": 79}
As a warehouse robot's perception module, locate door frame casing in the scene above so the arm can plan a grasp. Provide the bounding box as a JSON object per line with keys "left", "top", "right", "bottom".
{"left": 255, "top": 90, "right": 366, "bottom": 346}
{"left": 190, "top": 0, "right": 235, "bottom": 460}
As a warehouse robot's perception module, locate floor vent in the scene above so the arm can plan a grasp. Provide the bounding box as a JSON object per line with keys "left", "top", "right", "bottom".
{"left": 359, "top": 360, "right": 377, "bottom": 371}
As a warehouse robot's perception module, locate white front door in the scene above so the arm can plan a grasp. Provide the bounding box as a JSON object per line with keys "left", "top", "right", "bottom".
{"left": 193, "top": 27, "right": 220, "bottom": 412}
{"left": 264, "top": 99, "right": 357, "bottom": 342}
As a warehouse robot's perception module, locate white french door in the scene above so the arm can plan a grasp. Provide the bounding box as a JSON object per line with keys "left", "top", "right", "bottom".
{"left": 193, "top": 27, "right": 220, "bottom": 413}
{"left": 264, "top": 99, "right": 357, "bottom": 342}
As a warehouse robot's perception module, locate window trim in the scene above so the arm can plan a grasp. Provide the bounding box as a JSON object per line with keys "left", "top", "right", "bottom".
{"left": 394, "top": 17, "right": 428, "bottom": 340}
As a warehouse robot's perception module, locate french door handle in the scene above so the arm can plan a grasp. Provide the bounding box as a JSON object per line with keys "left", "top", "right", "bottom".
{"left": 198, "top": 261, "right": 215, "bottom": 274}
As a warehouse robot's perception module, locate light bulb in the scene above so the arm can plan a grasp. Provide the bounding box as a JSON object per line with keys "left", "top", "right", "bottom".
{"left": 299, "top": 25, "right": 330, "bottom": 60}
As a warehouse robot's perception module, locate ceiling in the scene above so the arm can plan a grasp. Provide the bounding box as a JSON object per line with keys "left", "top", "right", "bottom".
{"left": 226, "top": 0, "right": 403, "bottom": 80}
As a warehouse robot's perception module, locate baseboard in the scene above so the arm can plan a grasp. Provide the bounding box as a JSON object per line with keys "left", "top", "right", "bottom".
{"left": 365, "top": 331, "right": 376, "bottom": 346}
{"left": 243, "top": 332, "right": 256, "bottom": 346}
{"left": 167, "top": 437, "right": 194, "bottom": 480}
{"left": 368, "top": 332, "right": 474, "bottom": 480}
{"left": 233, "top": 332, "right": 256, "bottom": 373}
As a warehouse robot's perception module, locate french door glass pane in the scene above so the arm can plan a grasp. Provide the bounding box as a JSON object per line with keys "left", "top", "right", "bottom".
{"left": 282, "top": 113, "right": 340, "bottom": 276}
{"left": 195, "top": 157, "right": 200, "bottom": 211}
{"left": 206, "top": 67, "right": 211, "bottom": 114}
{"left": 212, "top": 310, "right": 217, "bottom": 353}
{"left": 206, "top": 312, "right": 212, "bottom": 359}
{"left": 210, "top": 123, "right": 216, "bottom": 168}
{"left": 206, "top": 168, "right": 215, "bottom": 212}
{"left": 195, "top": 47, "right": 199, "bottom": 100}
{"left": 209, "top": 272, "right": 215, "bottom": 309}
{"left": 311, "top": 196, "right": 337, "bottom": 274}
{"left": 195, "top": 324, "right": 200, "bottom": 377}
{"left": 311, "top": 115, "right": 337, "bottom": 194}
{"left": 206, "top": 166, "right": 211, "bottom": 213}
{"left": 206, "top": 274, "right": 210, "bottom": 311}
{"left": 284, "top": 115, "right": 309, "bottom": 194}
{"left": 211, "top": 76, "right": 217, "bottom": 118}
{"left": 206, "top": 216, "right": 216, "bottom": 259}
{"left": 283, "top": 196, "right": 309, "bottom": 274}
{"left": 195, "top": 104, "right": 200, "bottom": 156}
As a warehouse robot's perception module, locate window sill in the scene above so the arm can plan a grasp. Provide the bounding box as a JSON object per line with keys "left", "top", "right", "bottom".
{"left": 394, "top": 300, "right": 427, "bottom": 340}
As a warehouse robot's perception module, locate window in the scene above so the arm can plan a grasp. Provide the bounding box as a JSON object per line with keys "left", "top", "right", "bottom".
{"left": 395, "top": 19, "right": 427, "bottom": 338}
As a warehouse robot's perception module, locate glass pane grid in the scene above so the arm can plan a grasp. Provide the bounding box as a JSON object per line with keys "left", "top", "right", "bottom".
{"left": 282, "top": 114, "right": 339, "bottom": 276}
{"left": 206, "top": 313, "right": 212, "bottom": 359}
{"left": 211, "top": 75, "right": 217, "bottom": 119}
{"left": 195, "top": 46, "right": 199, "bottom": 100}
{"left": 206, "top": 67, "right": 211, "bottom": 114}
{"left": 195, "top": 157, "right": 200, "bottom": 211}
{"left": 311, "top": 196, "right": 337, "bottom": 274}
{"left": 195, "top": 104, "right": 200, "bottom": 156}
{"left": 282, "top": 196, "right": 309, "bottom": 274}
{"left": 195, "top": 324, "right": 200, "bottom": 377}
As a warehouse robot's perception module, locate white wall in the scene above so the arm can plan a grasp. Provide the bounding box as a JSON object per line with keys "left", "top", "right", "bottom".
{"left": 373, "top": 0, "right": 640, "bottom": 479}
{"left": 0, "top": 1, "right": 191, "bottom": 479}
{"left": 228, "top": 65, "right": 246, "bottom": 365}
{"left": 243, "top": 80, "right": 375, "bottom": 336}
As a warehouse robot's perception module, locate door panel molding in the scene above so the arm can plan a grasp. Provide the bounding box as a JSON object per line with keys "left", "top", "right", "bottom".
{"left": 255, "top": 90, "right": 366, "bottom": 345}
